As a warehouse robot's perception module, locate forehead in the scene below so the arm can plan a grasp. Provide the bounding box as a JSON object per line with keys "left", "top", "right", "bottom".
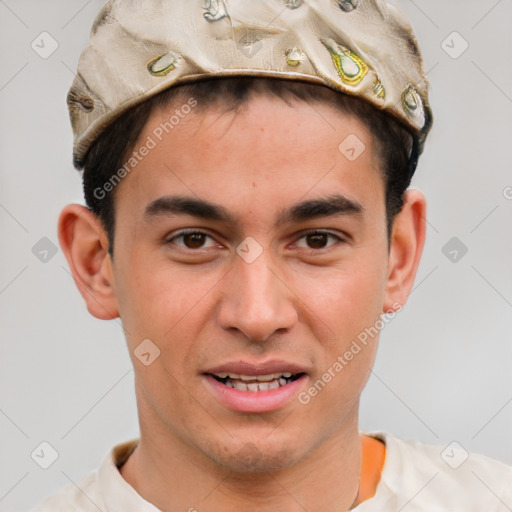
{"left": 114, "top": 91, "right": 384, "bottom": 222}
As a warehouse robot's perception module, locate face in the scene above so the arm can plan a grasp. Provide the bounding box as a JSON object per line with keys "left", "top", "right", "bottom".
{"left": 105, "top": 93, "right": 397, "bottom": 471}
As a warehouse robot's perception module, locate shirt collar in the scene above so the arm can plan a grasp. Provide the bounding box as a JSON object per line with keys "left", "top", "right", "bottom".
{"left": 98, "top": 438, "right": 161, "bottom": 512}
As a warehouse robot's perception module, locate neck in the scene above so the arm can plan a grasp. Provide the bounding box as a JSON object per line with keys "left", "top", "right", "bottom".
{"left": 120, "top": 401, "right": 383, "bottom": 511}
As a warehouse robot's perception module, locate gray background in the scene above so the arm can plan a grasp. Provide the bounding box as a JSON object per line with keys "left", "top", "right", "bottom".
{"left": 1, "top": 0, "right": 511, "bottom": 510}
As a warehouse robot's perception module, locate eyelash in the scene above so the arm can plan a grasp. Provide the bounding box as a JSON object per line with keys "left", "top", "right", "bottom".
{"left": 166, "top": 229, "right": 346, "bottom": 252}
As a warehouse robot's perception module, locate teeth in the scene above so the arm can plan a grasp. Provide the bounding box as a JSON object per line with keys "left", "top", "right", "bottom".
{"left": 240, "top": 374, "right": 259, "bottom": 381}
{"left": 217, "top": 375, "right": 297, "bottom": 392}
{"left": 232, "top": 380, "right": 247, "bottom": 391}
{"left": 241, "top": 373, "right": 272, "bottom": 382}
{"left": 215, "top": 372, "right": 295, "bottom": 382}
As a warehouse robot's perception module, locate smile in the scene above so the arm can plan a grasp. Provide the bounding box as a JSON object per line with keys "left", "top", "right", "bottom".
{"left": 211, "top": 372, "right": 302, "bottom": 391}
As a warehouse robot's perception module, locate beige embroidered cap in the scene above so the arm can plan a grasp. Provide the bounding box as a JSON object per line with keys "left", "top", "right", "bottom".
{"left": 68, "top": 0, "right": 433, "bottom": 169}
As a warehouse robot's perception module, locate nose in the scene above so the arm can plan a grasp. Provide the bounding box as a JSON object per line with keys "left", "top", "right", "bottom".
{"left": 216, "top": 247, "right": 298, "bottom": 342}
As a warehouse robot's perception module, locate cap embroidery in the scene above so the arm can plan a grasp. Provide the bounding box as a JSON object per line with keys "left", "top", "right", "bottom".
{"left": 147, "top": 52, "right": 180, "bottom": 77}
{"left": 285, "top": 48, "right": 306, "bottom": 67}
{"left": 336, "top": 0, "right": 358, "bottom": 12}
{"left": 326, "top": 43, "right": 368, "bottom": 86}
{"left": 203, "top": 0, "right": 229, "bottom": 22}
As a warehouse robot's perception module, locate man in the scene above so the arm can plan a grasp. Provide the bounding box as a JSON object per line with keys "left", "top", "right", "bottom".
{"left": 32, "top": 0, "right": 511, "bottom": 510}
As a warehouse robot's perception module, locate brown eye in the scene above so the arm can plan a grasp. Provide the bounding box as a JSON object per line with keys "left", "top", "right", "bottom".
{"left": 168, "top": 230, "right": 217, "bottom": 250}
{"left": 306, "top": 233, "right": 329, "bottom": 249}
{"left": 183, "top": 232, "right": 206, "bottom": 249}
{"left": 295, "top": 231, "right": 343, "bottom": 250}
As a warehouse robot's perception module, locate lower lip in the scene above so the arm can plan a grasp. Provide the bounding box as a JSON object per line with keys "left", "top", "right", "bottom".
{"left": 203, "top": 374, "right": 308, "bottom": 413}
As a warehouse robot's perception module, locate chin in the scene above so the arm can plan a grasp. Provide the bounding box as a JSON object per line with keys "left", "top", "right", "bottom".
{"left": 205, "top": 436, "right": 309, "bottom": 473}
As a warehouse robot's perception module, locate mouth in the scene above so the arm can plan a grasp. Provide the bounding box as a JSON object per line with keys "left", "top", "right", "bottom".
{"left": 202, "top": 361, "right": 309, "bottom": 413}
{"left": 209, "top": 372, "right": 304, "bottom": 392}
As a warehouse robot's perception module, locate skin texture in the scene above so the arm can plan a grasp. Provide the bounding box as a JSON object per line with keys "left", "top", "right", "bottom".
{"left": 59, "top": 92, "right": 426, "bottom": 511}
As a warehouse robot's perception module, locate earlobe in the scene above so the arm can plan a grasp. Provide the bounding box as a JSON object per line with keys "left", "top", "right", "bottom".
{"left": 58, "top": 204, "right": 119, "bottom": 320}
{"left": 383, "top": 189, "right": 427, "bottom": 313}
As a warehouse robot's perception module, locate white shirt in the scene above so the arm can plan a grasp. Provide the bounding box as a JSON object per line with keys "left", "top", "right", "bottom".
{"left": 31, "top": 431, "right": 512, "bottom": 511}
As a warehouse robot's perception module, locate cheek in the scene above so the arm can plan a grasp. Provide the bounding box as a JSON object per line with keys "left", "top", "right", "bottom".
{"left": 297, "top": 266, "right": 385, "bottom": 421}
{"left": 113, "top": 256, "right": 219, "bottom": 352}
{"left": 297, "top": 254, "right": 388, "bottom": 341}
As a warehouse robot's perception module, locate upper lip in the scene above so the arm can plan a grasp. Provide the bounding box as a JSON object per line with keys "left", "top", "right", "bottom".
{"left": 203, "top": 359, "right": 308, "bottom": 376}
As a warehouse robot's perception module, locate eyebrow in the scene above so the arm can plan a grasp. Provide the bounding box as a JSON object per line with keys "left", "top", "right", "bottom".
{"left": 143, "top": 193, "right": 364, "bottom": 227}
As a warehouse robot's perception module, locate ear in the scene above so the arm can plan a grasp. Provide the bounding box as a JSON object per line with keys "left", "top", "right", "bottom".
{"left": 383, "top": 189, "right": 426, "bottom": 313}
{"left": 58, "top": 204, "right": 119, "bottom": 320}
